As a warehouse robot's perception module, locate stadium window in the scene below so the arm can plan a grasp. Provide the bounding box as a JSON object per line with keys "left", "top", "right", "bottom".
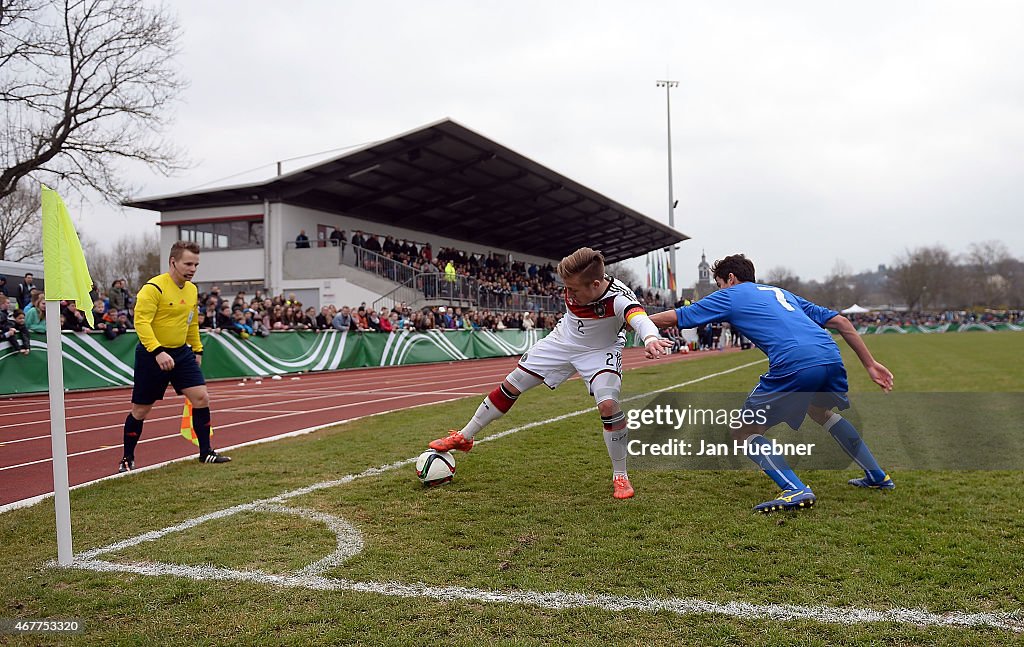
{"left": 178, "top": 219, "right": 264, "bottom": 250}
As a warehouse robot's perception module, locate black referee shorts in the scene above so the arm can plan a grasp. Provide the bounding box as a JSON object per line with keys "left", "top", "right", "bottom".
{"left": 131, "top": 344, "right": 206, "bottom": 405}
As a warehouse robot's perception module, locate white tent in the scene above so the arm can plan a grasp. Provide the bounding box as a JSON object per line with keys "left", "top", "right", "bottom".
{"left": 841, "top": 304, "right": 870, "bottom": 314}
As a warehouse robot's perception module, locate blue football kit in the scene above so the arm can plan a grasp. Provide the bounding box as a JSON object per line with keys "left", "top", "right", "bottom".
{"left": 676, "top": 282, "right": 849, "bottom": 429}
{"left": 671, "top": 282, "right": 890, "bottom": 510}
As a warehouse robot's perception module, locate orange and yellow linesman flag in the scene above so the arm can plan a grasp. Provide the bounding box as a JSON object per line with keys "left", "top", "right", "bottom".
{"left": 180, "top": 399, "right": 213, "bottom": 446}
{"left": 41, "top": 185, "right": 94, "bottom": 326}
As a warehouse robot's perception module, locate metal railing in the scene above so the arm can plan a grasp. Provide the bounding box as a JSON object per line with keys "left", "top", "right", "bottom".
{"left": 288, "top": 241, "right": 562, "bottom": 313}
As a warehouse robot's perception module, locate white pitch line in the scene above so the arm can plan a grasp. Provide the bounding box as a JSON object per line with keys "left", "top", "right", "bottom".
{"left": 60, "top": 559, "right": 1024, "bottom": 633}
{"left": 50, "top": 357, "right": 1024, "bottom": 633}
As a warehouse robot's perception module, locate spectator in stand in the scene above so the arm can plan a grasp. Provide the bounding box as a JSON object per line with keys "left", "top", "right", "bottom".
{"left": 25, "top": 295, "right": 47, "bottom": 333}
{"left": 16, "top": 273, "right": 35, "bottom": 310}
{"left": 353, "top": 306, "right": 370, "bottom": 331}
{"left": 213, "top": 304, "right": 233, "bottom": 330}
{"left": 294, "top": 306, "right": 316, "bottom": 330}
{"left": 109, "top": 279, "right": 132, "bottom": 312}
{"left": 230, "top": 311, "right": 253, "bottom": 338}
{"left": 315, "top": 305, "right": 332, "bottom": 330}
{"left": 0, "top": 294, "right": 13, "bottom": 328}
{"left": 91, "top": 300, "right": 110, "bottom": 334}
{"left": 378, "top": 308, "right": 394, "bottom": 332}
{"left": 61, "top": 301, "right": 88, "bottom": 332}
{"left": 364, "top": 234, "right": 382, "bottom": 254}
{"left": 2, "top": 303, "right": 31, "bottom": 355}
{"left": 281, "top": 306, "right": 296, "bottom": 329}
{"left": 105, "top": 311, "right": 131, "bottom": 340}
{"left": 330, "top": 228, "right": 346, "bottom": 255}
{"left": 266, "top": 304, "right": 287, "bottom": 330}
{"left": 366, "top": 308, "right": 384, "bottom": 332}
{"left": 295, "top": 229, "right": 311, "bottom": 248}
{"left": 332, "top": 305, "right": 355, "bottom": 331}
{"left": 417, "top": 311, "right": 435, "bottom": 331}
{"left": 198, "top": 306, "right": 215, "bottom": 329}
{"left": 0, "top": 275, "right": 8, "bottom": 298}
{"left": 522, "top": 311, "right": 535, "bottom": 331}
{"left": 209, "top": 285, "right": 224, "bottom": 309}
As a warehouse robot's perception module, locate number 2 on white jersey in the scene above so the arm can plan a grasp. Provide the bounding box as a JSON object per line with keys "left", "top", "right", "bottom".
{"left": 758, "top": 286, "right": 795, "bottom": 311}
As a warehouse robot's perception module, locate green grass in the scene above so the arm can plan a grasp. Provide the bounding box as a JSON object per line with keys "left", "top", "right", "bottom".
{"left": 2, "top": 333, "right": 1024, "bottom": 645}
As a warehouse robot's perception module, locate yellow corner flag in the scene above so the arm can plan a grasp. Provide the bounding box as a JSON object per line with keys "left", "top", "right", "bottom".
{"left": 41, "top": 185, "right": 95, "bottom": 326}
{"left": 180, "top": 399, "right": 213, "bottom": 446}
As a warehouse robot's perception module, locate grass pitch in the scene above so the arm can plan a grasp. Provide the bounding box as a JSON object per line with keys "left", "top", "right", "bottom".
{"left": 2, "top": 333, "right": 1023, "bottom": 645}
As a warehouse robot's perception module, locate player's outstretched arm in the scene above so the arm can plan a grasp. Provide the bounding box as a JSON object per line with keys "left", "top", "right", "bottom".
{"left": 825, "top": 315, "right": 894, "bottom": 392}
{"left": 647, "top": 310, "right": 678, "bottom": 329}
{"left": 624, "top": 308, "right": 673, "bottom": 359}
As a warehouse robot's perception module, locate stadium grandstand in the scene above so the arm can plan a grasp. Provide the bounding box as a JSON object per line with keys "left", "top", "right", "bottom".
{"left": 123, "top": 118, "right": 688, "bottom": 315}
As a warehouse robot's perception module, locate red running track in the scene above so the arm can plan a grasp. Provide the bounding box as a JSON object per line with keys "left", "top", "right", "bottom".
{"left": 0, "top": 348, "right": 713, "bottom": 509}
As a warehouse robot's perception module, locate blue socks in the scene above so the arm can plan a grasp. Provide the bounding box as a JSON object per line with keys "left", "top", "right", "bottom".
{"left": 823, "top": 413, "right": 886, "bottom": 482}
{"left": 745, "top": 434, "right": 807, "bottom": 491}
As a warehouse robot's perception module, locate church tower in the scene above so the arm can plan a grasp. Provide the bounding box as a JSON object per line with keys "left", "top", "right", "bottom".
{"left": 695, "top": 250, "right": 714, "bottom": 298}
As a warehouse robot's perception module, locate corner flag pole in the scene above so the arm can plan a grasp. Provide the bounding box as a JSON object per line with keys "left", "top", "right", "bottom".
{"left": 44, "top": 299, "right": 73, "bottom": 565}
{"left": 41, "top": 185, "right": 95, "bottom": 566}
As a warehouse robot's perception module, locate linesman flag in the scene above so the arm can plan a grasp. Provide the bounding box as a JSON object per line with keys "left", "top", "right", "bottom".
{"left": 41, "top": 186, "right": 94, "bottom": 326}
{"left": 180, "top": 399, "right": 213, "bottom": 446}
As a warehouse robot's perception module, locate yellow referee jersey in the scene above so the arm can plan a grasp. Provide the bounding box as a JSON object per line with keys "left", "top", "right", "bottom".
{"left": 133, "top": 273, "right": 203, "bottom": 354}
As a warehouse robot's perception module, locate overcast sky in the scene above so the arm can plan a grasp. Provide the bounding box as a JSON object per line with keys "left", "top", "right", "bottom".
{"left": 77, "top": 0, "right": 1024, "bottom": 285}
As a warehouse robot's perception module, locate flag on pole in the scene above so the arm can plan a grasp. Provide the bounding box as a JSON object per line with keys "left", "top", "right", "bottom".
{"left": 667, "top": 255, "right": 677, "bottom": 292}
{"left": 645, "top": 254, "right": 652, "bottom": 289}
{"left": 180, "top": 399, "right": 213, "bottom": 446}
{"left": 41, "top": 186, "right": 94, "bottom": 326}
{"left": 40, "top": 184, "right": 95, "bottom": 566}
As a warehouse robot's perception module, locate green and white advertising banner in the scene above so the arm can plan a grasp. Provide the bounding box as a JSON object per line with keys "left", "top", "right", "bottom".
{"left": 855, "top": 322, "right": 1023, "bottom": 334}
{"left": 0, "top": 329, "right": 549, "bottom": 396}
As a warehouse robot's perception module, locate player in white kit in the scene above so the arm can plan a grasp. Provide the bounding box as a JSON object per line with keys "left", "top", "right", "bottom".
{"left": 429, "top": 247, "right": 672, "bottom": 498}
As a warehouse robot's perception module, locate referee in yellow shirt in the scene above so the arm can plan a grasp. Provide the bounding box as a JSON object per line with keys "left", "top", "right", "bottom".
{"left": 118, "top": 241, "right": 231, "bottom": 472}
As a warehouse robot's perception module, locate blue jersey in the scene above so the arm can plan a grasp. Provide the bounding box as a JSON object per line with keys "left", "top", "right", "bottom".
{"left": 676, "top": 282, "right": 841, "bottom": 373}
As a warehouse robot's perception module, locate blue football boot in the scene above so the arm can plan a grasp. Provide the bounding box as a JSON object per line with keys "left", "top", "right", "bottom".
{"left": 848, "top": 473, "right": 895, "bottom": 490}
{"left": 754, "top": 487, "right": 816, "bottom": 513}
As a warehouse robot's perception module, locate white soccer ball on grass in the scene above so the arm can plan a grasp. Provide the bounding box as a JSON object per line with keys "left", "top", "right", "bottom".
{"left": 416, "top": 450, "right": 455, "bottom": 486}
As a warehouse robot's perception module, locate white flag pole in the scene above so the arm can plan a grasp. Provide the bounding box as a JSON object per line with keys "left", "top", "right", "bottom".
{"left": 45, "top": 301, "right": 73, "bottom": 565}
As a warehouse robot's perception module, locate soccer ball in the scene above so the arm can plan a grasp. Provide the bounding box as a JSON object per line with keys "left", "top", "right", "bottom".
{"left": 416, "top": 450, "right": 455, "bottom": 486}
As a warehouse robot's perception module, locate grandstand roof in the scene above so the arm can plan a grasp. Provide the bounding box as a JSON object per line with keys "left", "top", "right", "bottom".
{"left": 124, "top": 118, "right": 688, "bottom": 263}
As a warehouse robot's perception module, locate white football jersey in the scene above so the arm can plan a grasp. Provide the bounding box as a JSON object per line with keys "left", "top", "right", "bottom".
{"left": 553, "top": 276, "right": 646, "bottom": 350}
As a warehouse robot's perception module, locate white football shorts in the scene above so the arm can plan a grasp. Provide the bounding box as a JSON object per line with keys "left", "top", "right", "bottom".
{"left": 517, "top": 332, "right": 624, "bottom": 394}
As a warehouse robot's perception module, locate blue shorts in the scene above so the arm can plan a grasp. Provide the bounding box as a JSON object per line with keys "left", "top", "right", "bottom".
{"left": 743, "top": 363, "right": 850, "bottom": 430}
{"left": 131, "top": 344, "right": 206, "bottom": 405}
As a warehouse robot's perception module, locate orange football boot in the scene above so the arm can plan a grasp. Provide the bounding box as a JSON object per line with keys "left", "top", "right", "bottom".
{"left": 429, "top": 429, "right": 474, "bottom": 452}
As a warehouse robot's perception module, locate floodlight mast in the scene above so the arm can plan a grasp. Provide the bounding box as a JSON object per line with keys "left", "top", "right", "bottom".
{"left": 656, "top": 79, "right": 679, "bottom": 297}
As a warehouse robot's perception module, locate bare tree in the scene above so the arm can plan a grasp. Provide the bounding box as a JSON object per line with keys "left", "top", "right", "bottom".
{"left": 817, "top": 260, "right": 862, "bottom": 309}
{"left": 964, "top": 240, "right": 1015, "bottom": 308}
{"left": 0, "top": 0, "right": 187, "bottom": 202}
{"left": 763, "top": 266, "right": 801, "bottom": 293}
{"left": 0, "top": 180, "right": 42, "bottom": 260}
{"left": 888, "top": 245, "right": 954, "bottom": 310}
{"left": 82, "top": 229, "right": 159, "bottom": 293}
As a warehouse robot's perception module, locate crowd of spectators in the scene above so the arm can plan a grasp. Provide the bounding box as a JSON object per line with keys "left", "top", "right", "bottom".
{"left": 6, "top": 260, "right": 1021, "bottom": 362}
{"left": 299, "top": 229, "right": 564, "bottom": 310}
{"left": 845, "top": 310, "right": 1024, "bottom": 328}
{"left": 196, "top": 285, "right": 561, "bottom": 338}
{"left": 0, "top": 274, "right": 138, "bottom": 352}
